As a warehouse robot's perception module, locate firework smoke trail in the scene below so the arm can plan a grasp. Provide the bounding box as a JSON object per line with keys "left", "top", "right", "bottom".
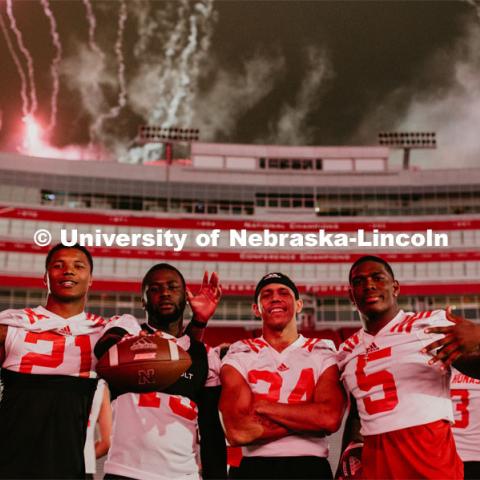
{"left": 82, "top": 0, "right": 106, "bottom": 62}
{"left": 5, "top": 0, "right": 37, "bottom": 115}
{"left": 40, "top": 0, "right": 62, "bottom": 134}
{"left": 0, "top": 11, "right": 29, "bottom": 117}
{"left": 150, "top": 1, "right": 189, "bottom": 126}
{"left": 147, "top": 0, "right": 215, "bottom": 127}
{"left": 89, "top": 0, "right": 127, "bottom": 142}
{"left": 165, "top": 12, "right": 198, "bottom": 125}
{"left": 168, "top": 1, "right": 215, "bottom": 125}
{"left": 125, "top": 1, "right": 216, "bottom": 162}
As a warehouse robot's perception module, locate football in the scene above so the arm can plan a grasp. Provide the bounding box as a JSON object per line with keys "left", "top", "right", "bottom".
{"left": 96, "top": 334, "right": 192, "bottom": 393}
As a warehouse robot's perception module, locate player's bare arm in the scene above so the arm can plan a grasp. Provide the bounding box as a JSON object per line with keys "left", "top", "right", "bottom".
{"left": 422, "top": 307, "right": 480, "bottom": 377}
{"left": 219, "top": 364, "right": 290, "bottom": 446}
{"left": 253, "top": 364, "right": 346, "bottom": 434}
{"left": 94, "top": 387, "right": 112, "bottom": 459}
{"left": 94, "top": 327, "right": 129, "bottom": 358}
{"left": 184, "top": 271, "right": 222, "bottom": 342}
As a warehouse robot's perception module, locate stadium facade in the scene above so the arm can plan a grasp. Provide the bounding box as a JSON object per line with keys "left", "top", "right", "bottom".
{"left": 1, "top": 142, "right": 479, "bottom": 345}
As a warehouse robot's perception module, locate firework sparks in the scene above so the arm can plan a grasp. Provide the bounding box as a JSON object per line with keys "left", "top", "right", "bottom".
{"left": 40, "top": 0, "right": 62, "bottom": 135}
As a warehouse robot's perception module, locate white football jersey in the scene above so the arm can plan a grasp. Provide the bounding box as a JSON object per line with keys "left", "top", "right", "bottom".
{"left": 451, "top": 368, "right": 480, "bottom": 462}
{"left": 104, "top": 314, "right": 221, "bottom": 480}
{"left": 338, "top": 309, "right": 454, "bottom": 436}
{"left": 2, "top": 306, "right": 104, "bottom": 378}
{"left": 222, "top": 335, "right": 337, "bottom": 458}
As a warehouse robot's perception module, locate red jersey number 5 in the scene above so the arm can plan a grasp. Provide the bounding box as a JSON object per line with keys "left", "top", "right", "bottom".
{"left": 355, "top": 347, "right": 399, "bottom": 415}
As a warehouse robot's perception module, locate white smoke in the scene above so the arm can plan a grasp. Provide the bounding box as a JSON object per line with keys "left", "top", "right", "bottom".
{"left": 261, "top": 46, "right": 333, "bottom": 145}
{"left": 193, "top": 53, "right": 286, "bottom": 141}
{"left": 352, "top": 18, "right": 480, "bottom": 169}
{"left": 60, "top": 44, "right": 114, "bottom": 125}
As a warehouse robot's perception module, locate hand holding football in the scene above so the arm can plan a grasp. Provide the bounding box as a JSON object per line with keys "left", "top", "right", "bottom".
{"left": 96, "top": 334, "right": 192, "bottom": 393}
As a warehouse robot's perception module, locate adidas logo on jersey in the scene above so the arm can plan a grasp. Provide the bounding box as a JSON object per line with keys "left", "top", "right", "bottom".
{"left": 56, "top": 325, "right": 72, "bottom": 336}
{"left": 277, "top": 362, "right": 289, "bottom": 371}
{"left": 365, "top": 342, "right": 379, "bottom": 355}
{"left": 130, "top": 337, "right": 157, "bottom": 351}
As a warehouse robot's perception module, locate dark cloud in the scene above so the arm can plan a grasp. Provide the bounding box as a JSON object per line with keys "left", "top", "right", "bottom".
{"left": 0, "top": 1, "right": 477, "bottom": 166}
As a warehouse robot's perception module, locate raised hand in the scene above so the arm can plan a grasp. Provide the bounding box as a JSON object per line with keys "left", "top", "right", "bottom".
{"left": 422, "top": 306, "right": 480, "bottom": 367}
{"left": 186, "top": 271, "right": 222, "bottom": 325}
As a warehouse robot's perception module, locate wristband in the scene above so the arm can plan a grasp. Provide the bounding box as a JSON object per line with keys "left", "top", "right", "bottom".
{"left": 190, "top": 317, "right": 207, "bottom": 329}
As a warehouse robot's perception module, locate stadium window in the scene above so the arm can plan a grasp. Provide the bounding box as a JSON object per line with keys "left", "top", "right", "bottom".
{"left": 259, "top": 158, "right": 266, "bottom": 169}
{"left": 268, "top": 196, "right": 278, "bottom": 208}
{"left": 218, "top": 201, "right": 230, "bottom": 214}
{"left": 41, "top": 190, "right": 57, "bottom": 205}
{"left": 170, "top": 198, "right": 181, "bottom": 212}
{"left": 182, "top": 200, "right": 193, "bottom": 213}
{"left": 194, "top": 201, "right": 205, "bottom": 214}
{"left": 315, "top": 159, "right": 323, "bottom": 170}
{"left": 268, "top": 159, "right": 279, "bottom": 169}
{"left": 130, "top": 196, "right": 143, "bottom": 211}
{"left": 292, "top": 195, "right": 303, "bottom": 208}
{"left": 231, "top": 202, "right": 242, "bottom": 215}
{"left": 292, "top": 159, "right": 302, "bottom": 170}
{"left": 207, "top": 204, "right": 218, "bottom": 214}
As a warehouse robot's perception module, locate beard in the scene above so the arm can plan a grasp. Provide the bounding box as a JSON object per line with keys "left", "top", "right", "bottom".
{"left": 146, "top": 297, "right": 187, "bottom": 327}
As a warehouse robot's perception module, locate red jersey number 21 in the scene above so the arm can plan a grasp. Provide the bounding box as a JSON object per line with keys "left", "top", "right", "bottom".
{"left": 355, "top": 347, "right": 399, "bottom": 414}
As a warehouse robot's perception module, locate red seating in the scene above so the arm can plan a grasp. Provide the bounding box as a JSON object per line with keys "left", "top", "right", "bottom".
{"left": 302, "top": 328, "right": 343, "bottom": 348}
{"left": 203, "top": 327, "right": 250, "bottom": 346}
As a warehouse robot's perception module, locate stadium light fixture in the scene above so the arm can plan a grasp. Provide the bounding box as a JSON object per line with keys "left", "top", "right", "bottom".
{"left": 138, "top": 126, "right": 200, "bottom": 165}
{"left": 378, "top": 131, "right": 437, "bottom": 169}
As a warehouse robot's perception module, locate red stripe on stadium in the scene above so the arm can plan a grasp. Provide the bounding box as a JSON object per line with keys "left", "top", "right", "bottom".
{"left": 2, "top": 240, "right": 480, "bottom": 264}
{"left": 1, "top": 204, "right": 480, "bottom": 231}
{"left": 1, "top": 275, "right": 480, "bottom": 297}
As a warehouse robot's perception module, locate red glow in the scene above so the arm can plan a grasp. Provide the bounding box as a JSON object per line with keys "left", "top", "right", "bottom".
{"left": 22, "top": 114, "right": 42, "bottom": 152}
{"left": 18, "top": 116, "right": 106, "bottom": 161}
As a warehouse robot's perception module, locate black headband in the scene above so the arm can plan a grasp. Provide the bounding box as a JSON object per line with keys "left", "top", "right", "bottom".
{"left": 254, "top": 272, "right": 299, "bottom": 303}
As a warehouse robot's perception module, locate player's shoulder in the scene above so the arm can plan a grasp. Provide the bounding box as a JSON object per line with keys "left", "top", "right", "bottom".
{"left": 85, "top": 312, "right": 108, "bottom": 327}
{"left": 298, "top": 336, "right": 337, "bottom": 354}
{"left": 227, "top": 337, "right": 269, "bottom": 355}
{"left": 338, "top": 328, "right": 363, "bottom": 354}
{"left": 103, "top": 313, "right": 141, "bottom": 335}
{"left": 389, "top": 309, "right": 447, "bottom": 334}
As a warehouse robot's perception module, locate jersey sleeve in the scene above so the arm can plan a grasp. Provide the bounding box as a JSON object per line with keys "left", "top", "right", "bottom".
{"left": 220, "top": 340, "right": 250, "bottom": 379}
{"left": 311, "top": 339, "right": 338, "bottom": 377}
{"left": 415, "top": 309, "right": 455, "bottom": 349}
{"left": 205, "top": 345, "right": 221, "bottom": 387}
{"left": 102, "top": 314, "right": 141, "bottom": 336}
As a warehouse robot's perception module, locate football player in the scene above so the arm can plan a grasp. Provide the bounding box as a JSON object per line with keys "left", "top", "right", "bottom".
{"left": 0, "top": 243, "right": 107, "bottom": 478}
{"left": 338, "top": 255, "right": 467, "bottom": 479}
{"left": 220, "top": 272, "right": 346, "bottom": 479}
{"left": 450, "top": 368, "right": 480, "bottom": 479}
{"left": 94, "top": 263, "right": 226, "bottom": 480}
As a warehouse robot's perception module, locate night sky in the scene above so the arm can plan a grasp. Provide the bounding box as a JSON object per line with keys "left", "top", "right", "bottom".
{"left": 0, "top": 1, "right": 479, "bottom": 167}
